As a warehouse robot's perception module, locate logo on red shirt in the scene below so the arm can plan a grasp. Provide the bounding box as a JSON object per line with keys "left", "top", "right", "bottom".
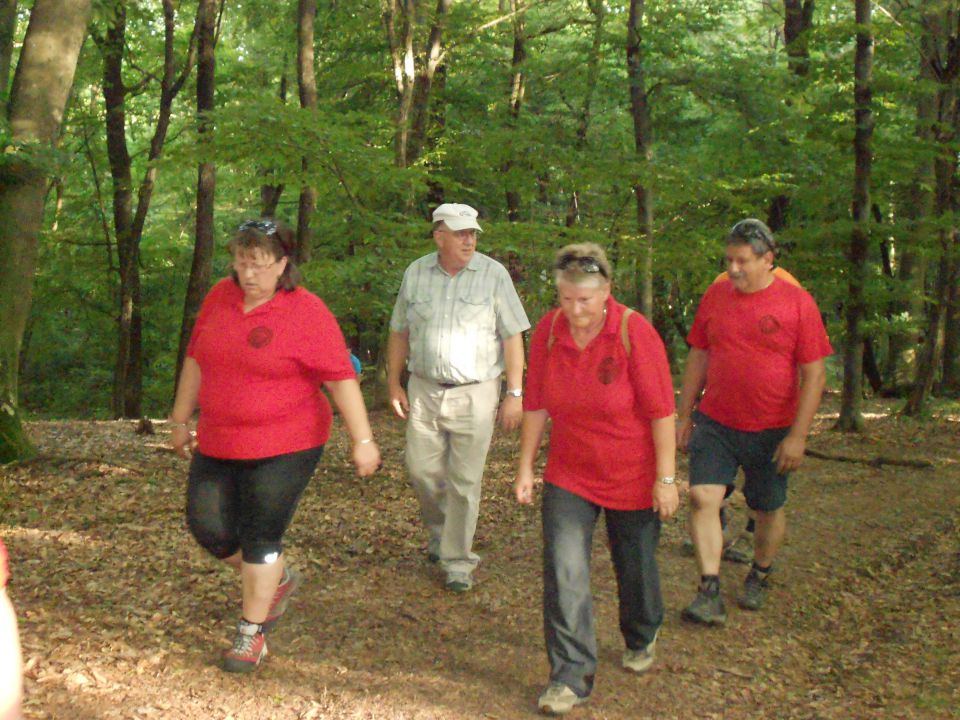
{"left": 759, "top": 315, "right": 781, "bottom": 335}
{"left": 597, "top": 356, "right": 622, "bottom": 385}
{"left": 247, "top": 326, "right": 273, "bottom": 348}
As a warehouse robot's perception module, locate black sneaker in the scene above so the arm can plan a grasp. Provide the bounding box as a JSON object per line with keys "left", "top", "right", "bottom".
{"left": 738, "top": 568, "right": 769, "bottom": 610}
{"left": 681, "top": 589, "right": 727, "bottom": 626}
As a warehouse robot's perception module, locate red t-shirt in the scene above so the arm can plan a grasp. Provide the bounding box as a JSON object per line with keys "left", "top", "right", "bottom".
{"left": 0, "top": 538, "right": 8, "bottom": 588}
{"left": 187, "top": 278, "right": 355, "bottom": 459}
{"left": 524, "top": 297, "right": 675, "bottom": 510}
{"left": 687, "top": 277, "right": 833, "bottom": 431}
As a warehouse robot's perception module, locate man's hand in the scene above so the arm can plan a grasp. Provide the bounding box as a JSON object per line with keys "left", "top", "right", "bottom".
{"left": 676, "top": 414, "right": 694, "bottom": 453}
{"left": 389, "top": 385, "right": 409, "bottom": 420}
{"left": 514, "top": 467, "right": 535, "bottom": 505}
{"left": 498, "top": 395, "right": 522, "bottom": 432}
{"left": 773, "top": 432, "right": 806, "bottom": 474}
{"left": 652, "top": 481, "right": 680, "bottom": 520}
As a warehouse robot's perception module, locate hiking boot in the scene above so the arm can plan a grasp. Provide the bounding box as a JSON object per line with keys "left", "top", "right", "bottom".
{"left": 537, "top": 682, "right": 587, "bottom": 715}
{"left": 445, "top": 571, "right": 473, "bottom": 593}
{"left": 223, "top": 620, "right": 267, "bottom": 673}
{"left": 622, "top": 631, "right": 658, "bottom": 674}
{"left": 261, "top": 567, "right": 302, "bottom": 633}
{"left": 681, "top": 589, "right": 727, "bottom": 626}
{"left": 738, "top": 567, "right": 770, "bottom": 611}
{"left": 723, "top": 534, "right": 754, "bottom": 565}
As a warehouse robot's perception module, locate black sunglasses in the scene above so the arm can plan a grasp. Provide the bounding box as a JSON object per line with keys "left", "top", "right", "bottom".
{"left": 556, "top": 253, "right": 608, "bottom": 279}
{"left": 239, "top": 219, "right": 278, "bottom": 236}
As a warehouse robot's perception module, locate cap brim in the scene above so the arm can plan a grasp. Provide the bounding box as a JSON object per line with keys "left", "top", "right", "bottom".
{"left": 441, "top": 217, "right": 482, "bottom": 232}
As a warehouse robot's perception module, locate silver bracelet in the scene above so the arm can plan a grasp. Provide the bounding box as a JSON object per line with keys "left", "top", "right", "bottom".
{"left": 356, "top": 437, "right": 374, "bottom": 445}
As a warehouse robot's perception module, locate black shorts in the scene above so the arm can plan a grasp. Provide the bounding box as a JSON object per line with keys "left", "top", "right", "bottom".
{"left": 186, "top": 445, "right": 323, "bottom": 562}
{"left": 688, "top": 411, "right": 789, "bottom": 512}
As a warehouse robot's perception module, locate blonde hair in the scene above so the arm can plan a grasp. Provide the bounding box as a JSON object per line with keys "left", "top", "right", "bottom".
{"left": 553, "top": 242, "right": 612, "bottom": 288}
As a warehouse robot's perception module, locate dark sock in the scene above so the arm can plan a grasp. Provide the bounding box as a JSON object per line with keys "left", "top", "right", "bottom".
{"left": 700, "top": 574, "right": 720, "bottom": 595}
{"left": 750, "top": 561, "right": 771, "bottom": 576}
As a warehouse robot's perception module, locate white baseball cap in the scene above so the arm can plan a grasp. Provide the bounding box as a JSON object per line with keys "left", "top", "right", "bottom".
{"left": 432, "top": 203, "right": 483, "bottom": 232}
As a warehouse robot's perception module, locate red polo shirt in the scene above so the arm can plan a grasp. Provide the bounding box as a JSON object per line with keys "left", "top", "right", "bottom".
{"left": 688, "top": 276, "right": 833, "bottom": 431}
{"left": 524, "top": 297, "right": 675, "bottom": 510}
{"left": 187, "top": 278, "right": 355, "bottom": 459}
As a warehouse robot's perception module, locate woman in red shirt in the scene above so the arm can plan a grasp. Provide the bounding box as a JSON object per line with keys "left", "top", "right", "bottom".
{"left": 515, "top": 243, "right": 679, "bottom": 716}
{"left": 169, "top": 219, "right": 381, "bottom": 673}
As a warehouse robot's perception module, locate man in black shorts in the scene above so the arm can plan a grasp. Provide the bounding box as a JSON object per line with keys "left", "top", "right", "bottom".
{"left": 676, "top": 220, "right": 832, "bottom": 625}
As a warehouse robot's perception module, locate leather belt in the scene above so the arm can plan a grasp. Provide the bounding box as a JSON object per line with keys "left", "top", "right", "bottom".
{"left": 436, "top": 380, "right": 481, "bottom": 388}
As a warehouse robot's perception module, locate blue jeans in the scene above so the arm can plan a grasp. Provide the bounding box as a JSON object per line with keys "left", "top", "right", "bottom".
{"left": 542, "top": 483, "right": 663, "bottom": 698}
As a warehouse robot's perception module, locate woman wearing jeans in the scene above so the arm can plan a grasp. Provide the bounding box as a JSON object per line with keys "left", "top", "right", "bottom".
{"left": 514, "top": 243, "right": 678, "bottom": 715}
{"left": 170, "top": 218, "right": 380, "bottom": 672}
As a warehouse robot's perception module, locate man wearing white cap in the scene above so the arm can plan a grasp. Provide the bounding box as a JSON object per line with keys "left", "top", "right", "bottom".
{"left": 388, "top": 203, "right": 530, "bottom": 592}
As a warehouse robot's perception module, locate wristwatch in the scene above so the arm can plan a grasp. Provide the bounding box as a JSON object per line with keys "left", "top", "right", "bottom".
{"left": 658, "top": 475, "right": 676, "bottom": 485}
{"left": 506, "top": 388, "right": 523, "bottom": 398}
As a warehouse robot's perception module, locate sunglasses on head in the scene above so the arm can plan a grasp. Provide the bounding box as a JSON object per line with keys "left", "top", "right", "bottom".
{"left": 556, "top": 253, "right": 608, "bottom": 278}
{"left": 239, "top": 219, "right": 278, "bottom": 236}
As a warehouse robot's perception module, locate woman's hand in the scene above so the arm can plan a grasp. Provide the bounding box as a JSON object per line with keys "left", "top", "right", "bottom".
{"left": 170, "top": 423, "right": 196, "bottom": 459}
{"left": 514, "top": 467, "right": 536, "bottom": 505}
{"left": 652, "top": 481, "right": 680, "bottom": 520}
{"left": 352, "top": 440, "right": 382, "bottom": 477}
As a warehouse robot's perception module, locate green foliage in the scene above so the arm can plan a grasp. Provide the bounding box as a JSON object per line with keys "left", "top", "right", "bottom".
{"left": 13, "top": 0, "right": 959, "bottom": 417}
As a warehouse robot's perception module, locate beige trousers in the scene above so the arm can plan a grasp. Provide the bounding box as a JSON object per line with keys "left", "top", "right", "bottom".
{"left": 405, "top": 375, "right": 500, "bottom": 575}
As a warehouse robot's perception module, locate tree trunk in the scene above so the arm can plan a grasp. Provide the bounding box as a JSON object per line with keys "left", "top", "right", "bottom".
{"left": 0, "top": 0, "right": 91, "bottom": 462}
{"left": 105, "top": 0, "right": 197, "bottom": 418}
{"left": 836, "top": 0, "right": 873, "bottom": 432}
{"left": 102, "top": 3, "right": 142, "bottom": 419}
{"left": 504, "top": 0, "right": 525, "bottom": 221}
{"left": 783, "top": 0, "right": 814, "bottom": 76}
{"left": 626, "top": 0, "right": 654, "bottom": 319}
{"left": 297, "top": 0, "right": 318, "bottom": 264}
{"left": 0, "top": 0, "right": 16, "bottom": 99}
{"left": 940, "top": 263, "right": 960, "bottom": 394}
{"left": 175, "top": 0, "right": 218, "bottom": 390}
{"left": 260, "top": 70, "right": 286, "bottom": 217}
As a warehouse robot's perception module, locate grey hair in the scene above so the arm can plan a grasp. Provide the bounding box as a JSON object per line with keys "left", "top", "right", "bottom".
{"left": 552, "top": 242, "right": 612, "bottom": 288}
{"left": 727, "top": 218, "right": 777, "bottom": 258}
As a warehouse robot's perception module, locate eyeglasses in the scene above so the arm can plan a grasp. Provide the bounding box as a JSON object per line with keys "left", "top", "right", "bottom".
{"left": 233, "top": 259, "right": 278, "bottom": 275}
{"left": 239, "top": 219, "right": 278, "bottom": 236}
{"left": 556, "top": 254, "right": 608, "bottom": 279}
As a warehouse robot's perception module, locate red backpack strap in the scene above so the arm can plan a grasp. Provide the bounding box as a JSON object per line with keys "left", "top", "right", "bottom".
{"left": 546, "top": 308, "right": 563, "bottom": 353}
{"left": 620, "top": 307, "right": 634, "bottom": 357}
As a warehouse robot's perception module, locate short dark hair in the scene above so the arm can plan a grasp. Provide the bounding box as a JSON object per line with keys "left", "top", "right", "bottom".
{"left": 228, "top": 218, "right": 301, "bottom": 291}
{"left": 727, "top": 218, "right": 777, "bottom": 258}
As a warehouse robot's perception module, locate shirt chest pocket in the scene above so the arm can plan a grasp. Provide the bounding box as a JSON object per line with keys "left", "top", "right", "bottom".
{"left": 456, "top": 293, "right": 493, "bottom": 329}
{"left": 409, "top": 294, "right": 435, "bottom": 323}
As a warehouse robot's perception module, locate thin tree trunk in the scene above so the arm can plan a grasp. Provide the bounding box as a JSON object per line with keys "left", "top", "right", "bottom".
{"left": 175, "top": 0, "right": 218, "bottom": 390}
{"left": 260, "top": 69, "right": 286, "bottom": 217}
{"left": 783, "top": 0, "right": 814, "bottom": 77}
{"left": 297, "top": 0, "right": 318, "bottom": 264}
{"left": 407, "top": 0, "right": 450, "bottom": 166}
{"left": 0, "top": 0, "right": 91, "bottom": 462}
{"left": 837, "top": 0, "right": 873, "bottom": 432}
{"left": 940, "top": 263, "right": 960, "bottom": 393}
{"left": 0, "top": 0, "right": 17, "bottom": 99}
{"left": 627, "top": 0, "right": 654, "bottom": 319}
{"left": 504, "top": 0, "right": 525, "bottom": 221}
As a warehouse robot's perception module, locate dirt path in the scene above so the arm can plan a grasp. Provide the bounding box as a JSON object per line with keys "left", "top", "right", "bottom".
{"left": 1, "top": 395, "right": 958, "bottom": 719}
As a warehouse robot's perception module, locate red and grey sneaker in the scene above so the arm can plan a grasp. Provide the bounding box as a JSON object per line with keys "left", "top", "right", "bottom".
{"left": 261, "top": 567, "right": 302, "bottom": 633}
{"left": 223, "top": 619, "right": 267, "bottom": 673}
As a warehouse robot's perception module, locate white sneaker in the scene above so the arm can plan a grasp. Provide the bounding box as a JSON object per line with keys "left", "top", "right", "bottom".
{"left": 537, "top": 682, "right": 587, "bottom": 715}
{"left": 622, "top": 632, "right": 658, "bottom": 674}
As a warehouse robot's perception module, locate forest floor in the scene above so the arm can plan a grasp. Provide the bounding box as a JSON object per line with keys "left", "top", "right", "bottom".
{"left": 1, "top": 393, "right": 959, "bottom": 720}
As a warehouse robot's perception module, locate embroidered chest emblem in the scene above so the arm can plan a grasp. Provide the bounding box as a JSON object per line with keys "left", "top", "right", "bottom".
{"left": 247, "top": 326, "right": 274, "bottom": 348}
{"left": 597, "top": 356, "right": 622, "bottom": 385}
{"left": 759, "top": 315, "right": 781, "bottom": 335}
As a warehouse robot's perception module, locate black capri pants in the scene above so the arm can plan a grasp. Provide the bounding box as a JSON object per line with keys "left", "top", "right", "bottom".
{"left": 186, "top": 445, "right": 323, "bottom": 564}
